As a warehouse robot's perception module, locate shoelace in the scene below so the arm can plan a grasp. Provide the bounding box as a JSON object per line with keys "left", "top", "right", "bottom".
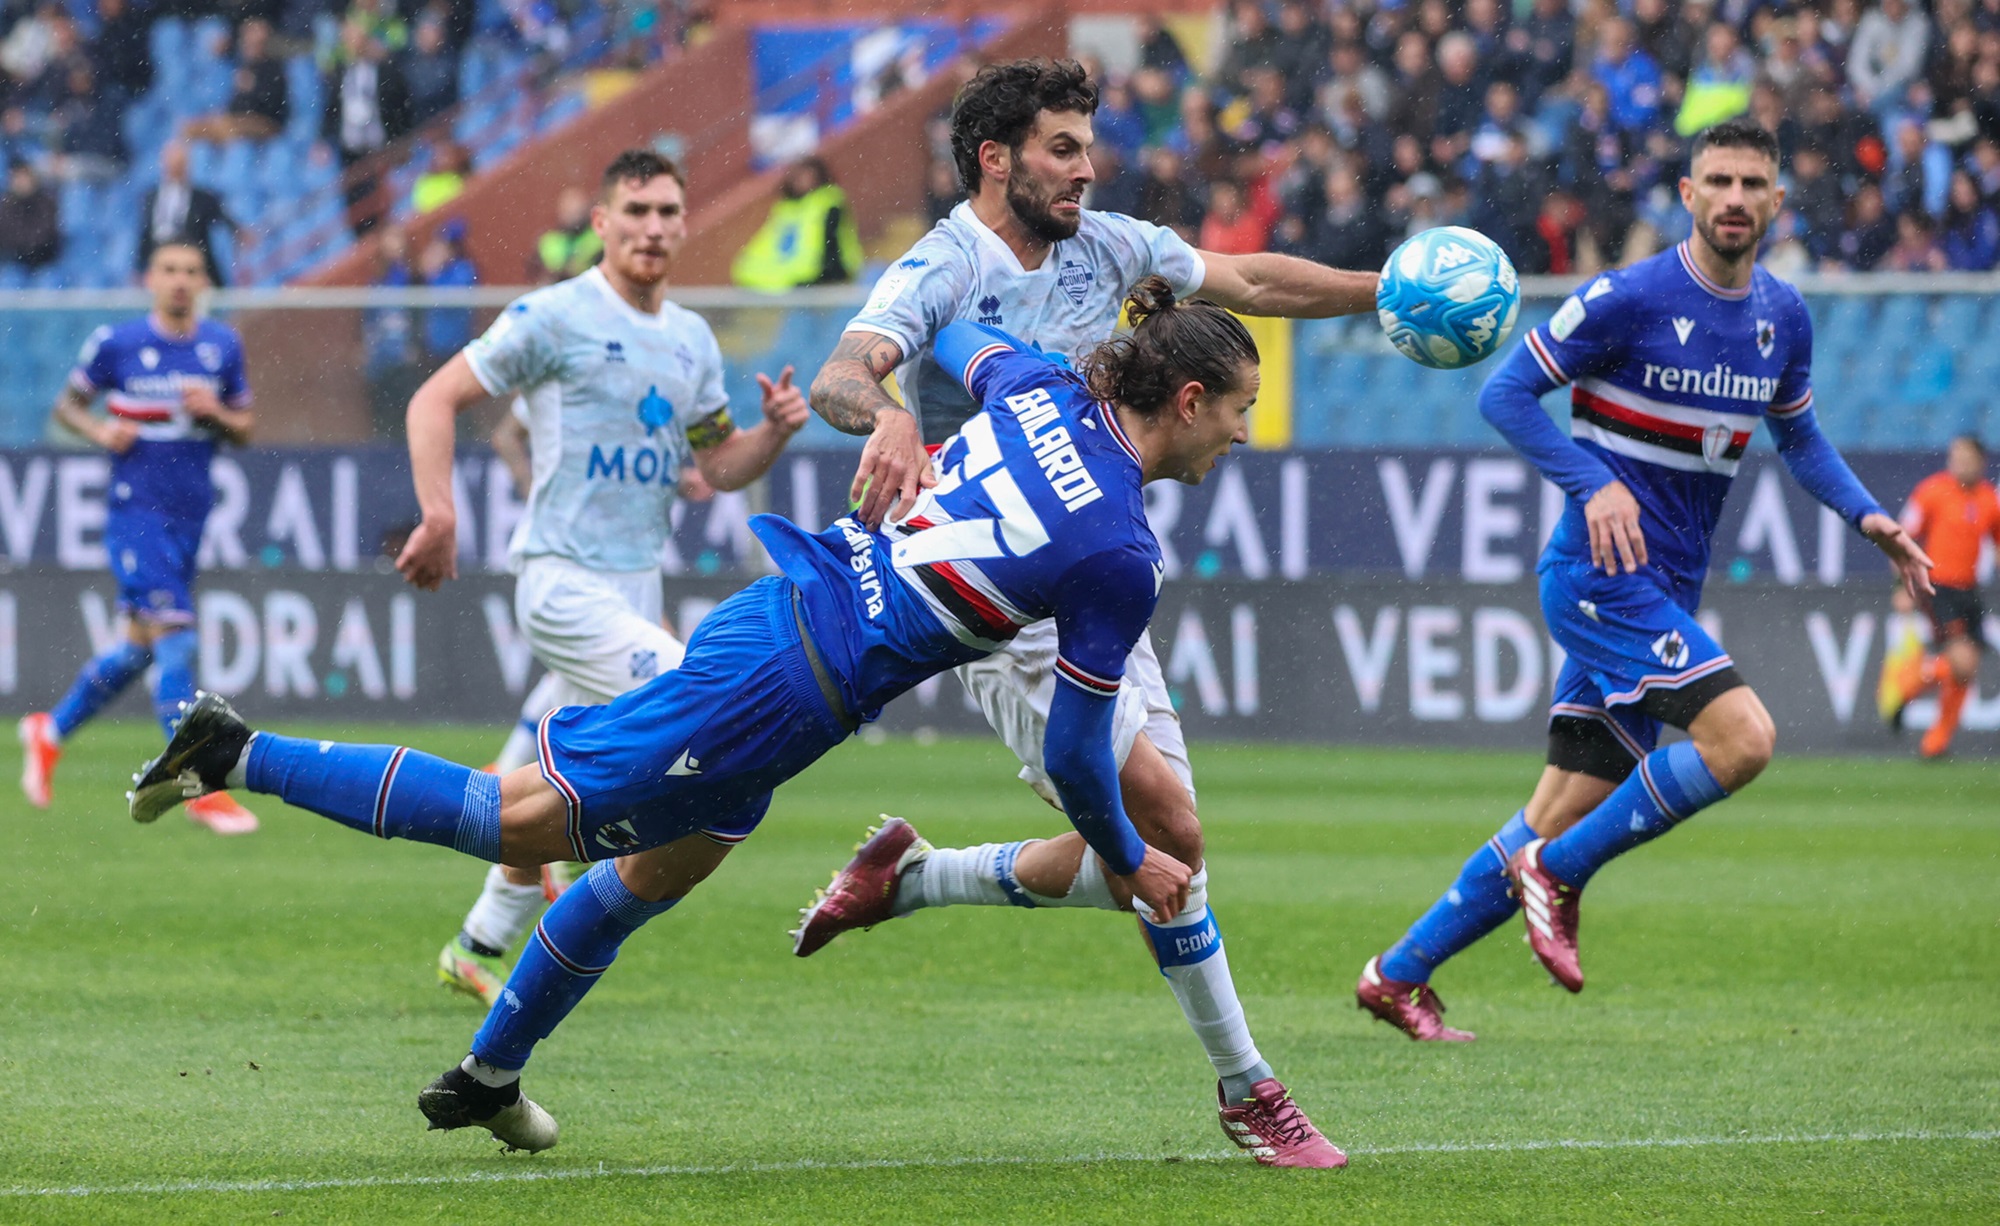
{"left": 1251, "top": 1090, "right": 1317, "bottom": 1145}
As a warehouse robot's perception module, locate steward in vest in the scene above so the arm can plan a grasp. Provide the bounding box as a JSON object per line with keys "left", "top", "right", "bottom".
{"left": 731, "top": 156, "right": 864, "bottom": 291}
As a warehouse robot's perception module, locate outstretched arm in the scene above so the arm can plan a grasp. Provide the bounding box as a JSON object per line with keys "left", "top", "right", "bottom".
{"left": 809, "top": 330, "right": 933, "bottom": 529}
{"left": 397, "top": 353, "right": 490, "bottom": 590}
{"left": 1194, "top": 250, "right": 1379, "bottom": 317}
{"left": 690, "top": 366, "right": 809, "bottom": 491}
{"left": 1767, "top": 406, "right": 1932, "bottom": 598}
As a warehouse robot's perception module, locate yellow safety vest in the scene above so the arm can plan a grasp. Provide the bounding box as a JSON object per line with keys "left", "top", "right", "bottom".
{"left": 730, "top": 184, "right": 864, "bottom": 291}
{"left": 538, "top": 227, "right": 602, "bottom": 278}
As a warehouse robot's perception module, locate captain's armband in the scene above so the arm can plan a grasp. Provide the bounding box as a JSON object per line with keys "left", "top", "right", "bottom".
{"left": 685, "top": 407, "right": 737, "bottom": 451}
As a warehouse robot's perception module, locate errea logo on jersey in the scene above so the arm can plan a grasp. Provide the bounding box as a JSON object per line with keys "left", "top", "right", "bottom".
{"left": 978, "top": 295, "right": 1004, "bottom": 326}
{"left": 1006, "top": 387, "right": 1102, "bottom": 511}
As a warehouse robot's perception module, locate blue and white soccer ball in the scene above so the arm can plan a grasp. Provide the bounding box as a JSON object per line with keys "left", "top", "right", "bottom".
{"left": 1376, "top": 226, "right": 1521, "bottom": 369}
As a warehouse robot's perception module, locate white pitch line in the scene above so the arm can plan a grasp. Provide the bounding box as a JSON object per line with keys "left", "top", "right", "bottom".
{"left": 5, "top": 1129, "right": 1994, "bottom": 1199}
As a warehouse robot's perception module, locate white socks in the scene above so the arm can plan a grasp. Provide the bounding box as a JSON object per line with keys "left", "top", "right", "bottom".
{"left": 904, "top": 843, "right": 1020, "bottom": 910}
{"left": 224, "top": 732, "right": 255, "bottom": 789}
{"left": 1138, "top": 871, "right": 1266, "bottom": 1083}
{"left": 460, "top": 864, "right": 546, "bottom": 952}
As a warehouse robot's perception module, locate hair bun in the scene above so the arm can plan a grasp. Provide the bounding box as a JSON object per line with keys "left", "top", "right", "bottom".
{"left": 1124, "top": 275, "right": 1176, "bottom": 329}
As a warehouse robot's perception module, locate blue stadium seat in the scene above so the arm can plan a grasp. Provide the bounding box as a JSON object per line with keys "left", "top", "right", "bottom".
{"left": 1933, "top": 295, "right": 1984, "bottom": 348}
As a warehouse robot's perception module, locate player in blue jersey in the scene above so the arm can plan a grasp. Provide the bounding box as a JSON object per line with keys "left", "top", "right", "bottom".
{"left": 1355, "top": 121, "right": 1934, "bottom": 1040}
{"left": 18, "top": 241, "right": 261, "bottom": 834}
{"left": 801, "top": 60, "right": 1374, "bottom": 1152}
{"left": 125, "top": 283, "right": 1345, "bottom": 1166}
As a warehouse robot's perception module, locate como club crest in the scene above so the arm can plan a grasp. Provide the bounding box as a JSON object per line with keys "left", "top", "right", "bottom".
{"left": 1755, "top": 318, "right": 1775, "bottom": 359}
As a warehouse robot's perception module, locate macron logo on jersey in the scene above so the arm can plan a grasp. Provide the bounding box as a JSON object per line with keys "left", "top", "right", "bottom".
{"left": 1006, "top": 386, "right": 1103, "bottom": 512}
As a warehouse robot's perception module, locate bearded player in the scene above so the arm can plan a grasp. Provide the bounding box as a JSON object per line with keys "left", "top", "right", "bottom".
{"left": 1355, "top": 120, "right": 1933, "bottom": 1039}
{"left": 790, "top": 59, "right": 1379, "bottom": 1158}
{"left": 18, "top": 241, "right": 259, "bottom": 834}
{"left": 397, "top": 151, "right": 807, "bottom": 1006}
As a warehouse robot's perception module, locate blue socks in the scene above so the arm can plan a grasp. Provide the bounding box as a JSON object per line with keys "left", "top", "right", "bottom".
{"left": 472, "top": 861, "right": 678, "bottom": 1070}
{"left": 244, "top": 733, "right": 502, "bottom": 860}
{"left": 150, "top": 630, "right": 197, "bottom": 738}
{"left": 1380, "top": 810, "right": 1537, "bottom": 984}
{"left": 1540, "top": 741, "right": 1728, "bottom": 888}
{"left": 51, "top": 639, "right": 153, "bottom": 738}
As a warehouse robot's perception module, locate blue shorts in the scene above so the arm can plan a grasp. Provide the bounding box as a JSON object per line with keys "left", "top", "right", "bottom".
{"left": 104, "top": 507, "right": 203, "bottom": 626}
{"left": 535, "top": 576, "right": 852, "bottom": 861}
{"left": 1540, "top": 560, "right": 1740, "bottom": 768}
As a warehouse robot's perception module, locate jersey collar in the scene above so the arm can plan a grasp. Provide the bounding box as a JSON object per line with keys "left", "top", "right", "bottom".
{"left": 1098, "top": 401, "right": 1143, "bottom": 469}
{"left": 585, "top": 265, "right": 670, "bottom": 326}
{"left": 1675, "top": 242, "right": 1752, "bottom": 301}
{"left": 953, "top": 200, "right": 1059, "bottom": 276}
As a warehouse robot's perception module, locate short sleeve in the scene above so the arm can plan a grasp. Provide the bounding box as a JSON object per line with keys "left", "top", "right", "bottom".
{"left": 1767, "top": 291, "right": 1815, "bottom": 419}
{"left": 220, "top": 333, "right": 252, "bottom": 407}
{"left": 845, "top": 243, "right": 969, "bottom": 360}
{"left": 1519, "top": 272, "right": 1624, "bottom": 387}
{"left": 70, "top": 325, "right": 115, "bottom": 394}
{"left": 1100, "top": 211, "right": 1206, "bottom": 298}
{"left": 1052, "top": 544, "right": 1161, "bottom": 699}
{"left": 463, "top": 300, "right": 563, "bottom": 396}
{"left": 691, "top": 318, "right": 729, "bottom": 419}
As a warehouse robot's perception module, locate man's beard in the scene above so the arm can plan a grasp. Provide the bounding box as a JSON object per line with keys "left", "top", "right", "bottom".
{"left": 1007, "top": 174, "right": 1081, "bottom": 242}
{"left": 1696, "top": 210, "right": 1766, "bottom": 259}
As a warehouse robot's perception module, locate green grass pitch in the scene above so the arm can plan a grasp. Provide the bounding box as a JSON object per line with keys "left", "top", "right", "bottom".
{"left": 3, "top": 723, "right": 1996, "bottom": 1223}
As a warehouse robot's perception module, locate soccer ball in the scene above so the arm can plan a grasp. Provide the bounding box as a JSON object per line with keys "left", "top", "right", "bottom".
{"left": 1376, "top": 226, "right": 1521, "bottom": 369}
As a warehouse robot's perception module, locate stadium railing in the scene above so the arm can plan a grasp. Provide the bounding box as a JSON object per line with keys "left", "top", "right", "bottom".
{"left": 0, "top": 276, "right": 1994, "bottom": 449}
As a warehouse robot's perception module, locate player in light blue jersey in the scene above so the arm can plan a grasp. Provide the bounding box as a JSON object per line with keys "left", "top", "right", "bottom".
{"left": 18, "top": 242, "right": 261, "bottom": 834}
{"left": 1356, "top": 122, "right": 1933, "bottom": 1040}
{"left": 389, "top": 151, "right": 808, "bottom": 1008}
{"left": 127, "top": 286, "right": 1343, "bottom": 1166}
{"left": 804, "top": 59, "right": 1377, "bottom": 1142}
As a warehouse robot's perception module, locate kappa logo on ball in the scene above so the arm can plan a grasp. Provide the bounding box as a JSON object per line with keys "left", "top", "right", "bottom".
{"left": 1430, "top": 242, "right": 1477, "bottom": 274}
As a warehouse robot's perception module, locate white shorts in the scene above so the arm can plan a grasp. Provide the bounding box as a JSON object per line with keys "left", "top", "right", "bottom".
{"left": 513, "top": 556, "right": 686, "bottom": 709}
{"left": 955, "top": 619, "right": 1193, "bottom": 810}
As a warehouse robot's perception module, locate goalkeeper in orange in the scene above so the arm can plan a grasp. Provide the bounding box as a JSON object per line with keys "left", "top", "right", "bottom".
{"left": 1879, "top": 435, "right": 2000, "bottom": 758}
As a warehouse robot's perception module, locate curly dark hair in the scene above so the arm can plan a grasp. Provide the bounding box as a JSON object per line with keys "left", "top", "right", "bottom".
{"left": 600, "top": 148, "right": 685, "bottom": 198}
{"left": 1081, "top": 276, "right": 1258, "bottom": 417}
{"left": 1689, "top": 119, "right": 1780, "bottom": 168}
{"left": 948, "top": 58, "right": 1098, "bottom": 193}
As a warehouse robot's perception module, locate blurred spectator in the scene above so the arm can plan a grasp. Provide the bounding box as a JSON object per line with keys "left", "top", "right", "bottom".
{"left": 731, "top": 155, "right": 862, "bottom": 291}
{"left": 418, "top": 218, "right": 476, "bottom": 363}
{"left": 51, "top": 61, "right": 125, "bottom": 181}
{"left": 401, "top": 16, "right": 460, "bottom": 130}
{"left": 1468, "top": 80, "right": 1527, "bottom": 173}
{"left": 1137, "top": 15, "right": 1188, "bottom": 81}
{"left": 922, "top": 157, "right": 958, "bottom": 225}
{"left": 1471, "top": 129, "right": 1551, "bottom": 272}
{"left": 1564, "top": 82, "right": 1640, "bottom": 264}
{"left": 1135, "top": 145, "right": 1203, "bottom": 239}
{"left": 364, "top": 224, "right": 420, "bottom": 437}
{"left": 322, "top": 19, "right": 412, "bottom": 236}
{"left": 1839, "top": 183, "right": 1899, "bottom": 269}
{"left": 1095, "top": 77, "right": 1146, "bottom": 160}
{"left": 1593, "top": 19, "right": 1665, "bottom": 134}
{"left": 1317, "top": 41, "right": 1390, "bottom": 124}
{"left": 1761, "top": 208, "right": 1816, "bottom": 276}
{"left": 0, "top": 161, "right": 58, "bottom": 267}
{"left": 1, "top": 4, "right": 66, "bottom": 93}
{"left": 1884, "top": 114, "right": 1948, "bottom": 215}
{"left": 1130, "top": 66, "right": 1183, "bottom": 144}
{"left": 1940, "top": 169, "right": 2000, "bottom": 268}
{"left": 1301, "top": 165, "right": 1386, "bottom": 270}
{"left": 182, "top": 19, "right": 290, "bottom": 143}
{"left": 1788, "top": 143, "right": 1849, "bottom": 260}
{"left": 137, "top": 142, "right": 234, "bottom": 286}
{"left": 1430, "top": 32, "right": 1486, "bottom": 165}
{"left": 1230, "top": 67, "right": 1302, "bottom": 153}
{"left": 90, "top": 0, "right": 152, "bottom": 105}
{"left": 1271, "top": 0, "right": 1332, "bottom": 109}
{"left": 1676, "top": 22, "right": 1755, "bottom": 135}
{"left": 1088, "top": 144, "right": 1142, "bottom": 216}
{"left": 1884, "top": 209, "right": 1951, "bottom": 270}
{"left": 1215, "top": 0, "right": 1282, "bottom": 97}
{"left": 1849, "top": 0, "right": 1931, "bottom": 112}
{"left": 1199, "top": 178, "right": 1275, "bottom": 254}
{"left": 534, "top": 184, "right": 601, "bottom": 283}
{"left": 1510, "top": 0, "right": 1576, "bottom": 107}
{"left": 411, "top": 139, "right": 470, "bottom": 213}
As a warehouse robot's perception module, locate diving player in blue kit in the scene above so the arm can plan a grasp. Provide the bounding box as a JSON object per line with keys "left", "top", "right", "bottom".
{"left": 123, "top": 279, "right": 1343, "bottom": 1165}
{"left": 19, "top": 241, "right": 260, "bottom": 834}
{"left": 1356, "top": 121, "right": 1934, "bottom": 1040}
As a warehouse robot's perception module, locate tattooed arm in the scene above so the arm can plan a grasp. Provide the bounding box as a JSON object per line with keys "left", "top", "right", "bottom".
{"left": 809, "top": 330, "right": 935, "bottom": 528}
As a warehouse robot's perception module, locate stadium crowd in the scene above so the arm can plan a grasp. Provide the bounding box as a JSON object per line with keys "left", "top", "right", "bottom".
{"left": 918, "top": 0, "right": 2000, "bottom": 277}
{"left": 0, "top": 0, "right": 658, "bottom": 280}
